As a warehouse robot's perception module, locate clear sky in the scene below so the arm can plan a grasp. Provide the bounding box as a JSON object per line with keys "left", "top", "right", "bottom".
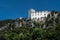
{"left": 0, "top": 0, "right": 60, "bottom": 20}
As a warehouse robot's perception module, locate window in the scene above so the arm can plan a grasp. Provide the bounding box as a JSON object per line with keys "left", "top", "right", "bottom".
{"left": 41, "top": 17, "right": 42, "bottom": 19}
{"left": 44, "top": 14, "right": 46, "bottom": 16}
{"left": 35, "top": 14, "right": 36, "bottom": 16}
{"left": 40, "top": 14, "right": 42, "bottom": 15}
{"left": 38, "top": 13, "right": 39, "bottom": 16}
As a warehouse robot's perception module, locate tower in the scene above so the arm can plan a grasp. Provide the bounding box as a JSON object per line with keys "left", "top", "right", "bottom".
{"left": 28, "top": 8, "right": 35, "bottom": 19}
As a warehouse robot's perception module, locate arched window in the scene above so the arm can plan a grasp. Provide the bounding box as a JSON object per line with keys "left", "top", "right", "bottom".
{"left": 44, "top": 14, "right": 46, "bottom": 16}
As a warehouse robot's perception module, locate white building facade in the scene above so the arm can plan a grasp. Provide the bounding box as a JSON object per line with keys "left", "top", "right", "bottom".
{"left": 28, "top": 9, "right": 50, "bottom": 21}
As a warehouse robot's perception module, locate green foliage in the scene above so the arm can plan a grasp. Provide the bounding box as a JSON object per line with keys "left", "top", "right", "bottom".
{"left": 0, "top": 19, "right": 15, "bottom": 27}
{"left": 0, "top": 10, "right": 60, "bottom": 40}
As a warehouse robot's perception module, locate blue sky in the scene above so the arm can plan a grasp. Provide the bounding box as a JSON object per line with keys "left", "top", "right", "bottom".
{"left": 0, "top": 0, "right": 60, "bottom": 20}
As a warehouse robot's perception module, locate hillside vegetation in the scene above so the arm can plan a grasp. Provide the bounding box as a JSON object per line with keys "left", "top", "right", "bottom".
{"left": 0, "top": 10, "right": 60, "bottom": 40}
